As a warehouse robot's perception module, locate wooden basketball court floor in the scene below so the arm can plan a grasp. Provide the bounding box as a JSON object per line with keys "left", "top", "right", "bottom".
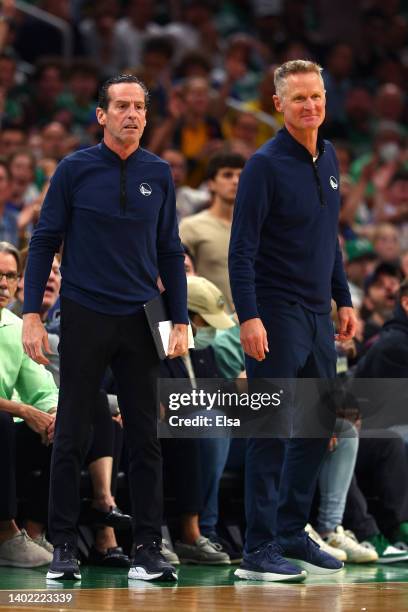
{"left": 1, "top": 564, "right": 408, "bottom": 611}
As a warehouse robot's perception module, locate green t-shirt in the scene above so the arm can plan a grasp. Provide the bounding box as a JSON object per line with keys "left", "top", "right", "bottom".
{"left": 0, "top": 308, "right": 58, "bottom": 421}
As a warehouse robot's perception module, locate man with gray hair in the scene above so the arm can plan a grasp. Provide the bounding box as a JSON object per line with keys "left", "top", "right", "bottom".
{"left": 0, "top": 241, "right": 56, "bottom": 568}
{"left": 229, "top": 60, "right": 357, "bottom": 581}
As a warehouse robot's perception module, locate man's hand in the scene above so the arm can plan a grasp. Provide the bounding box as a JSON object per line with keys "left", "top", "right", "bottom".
{"left": 22, "top": 313, "right": 50, "bottom": 365}
{"left": 167, "top": 323, "right": 188, "bottom": 359}
{"left": 46, "top": 415, "right": 56, "bottom": 445}
{"left": 240, "top": 318, "right": 269, "bottom": 361}
{"left": 335, "top": 306, "right": 357, "bottom": 342}
{"left": 20, "top": 404, "right": 55, "bottom": 445}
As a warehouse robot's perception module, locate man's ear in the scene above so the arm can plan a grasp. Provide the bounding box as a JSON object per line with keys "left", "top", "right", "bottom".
{"left": 96, "top": 107, "right": 106, "bottom": 126}
{"left": 273, "top": 94, "right": 282, "bottom": 113}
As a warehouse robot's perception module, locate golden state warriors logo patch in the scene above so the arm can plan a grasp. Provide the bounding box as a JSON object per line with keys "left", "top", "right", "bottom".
{"left": 139, "top": 183, "right": 152, "bottom": 196}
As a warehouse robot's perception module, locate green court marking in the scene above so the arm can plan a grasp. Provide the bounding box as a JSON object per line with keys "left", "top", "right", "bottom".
{"left": 1, "top": 564, "right": 408, "bottom": 591}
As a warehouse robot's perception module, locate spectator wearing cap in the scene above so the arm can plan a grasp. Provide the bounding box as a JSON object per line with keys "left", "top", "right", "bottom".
{"left": 345, "top": 238, "right": 378, "bottom": 309}
{"left": 361, "top": 262, "right": 403, "bottom": 349}
{"left": 161, "top": 276, "right": 242, "bottom": 565}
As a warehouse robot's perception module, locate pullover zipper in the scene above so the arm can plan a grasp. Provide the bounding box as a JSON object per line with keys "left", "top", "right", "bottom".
{"left": 312, "top": 159, "right": 325, "bottom": 208}
{"left": 120, "top": 159, "right": 127, "bottom": 215}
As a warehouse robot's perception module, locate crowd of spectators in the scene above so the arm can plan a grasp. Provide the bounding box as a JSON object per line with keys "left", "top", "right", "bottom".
{"left": 1, "top": 0, "right": 408, "bottom": 571}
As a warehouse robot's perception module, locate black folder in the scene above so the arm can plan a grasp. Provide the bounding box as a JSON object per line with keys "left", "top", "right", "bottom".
{"left": 144, "top": 292, "right": 171, "bottom": 359}
{"left": 144, "top": 292, "right": 194, "bottom": 359}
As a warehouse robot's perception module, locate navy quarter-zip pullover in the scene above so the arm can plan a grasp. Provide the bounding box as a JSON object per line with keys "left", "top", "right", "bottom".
{"left": 228, "top": 127, "right": 352, "bottom": 323}
{"left": 23, "top": 141, "right": 188, "bottom": 323}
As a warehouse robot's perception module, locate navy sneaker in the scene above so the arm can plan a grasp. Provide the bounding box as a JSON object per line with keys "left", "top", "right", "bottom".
{"left": 46, "top": 543, "right": 81, "bottom": 581}
{"left": 234, "top": 541, "right": 307, "bottom": 582}
{"left": 128, "top": 541, "right": 177, "bottom": 582}
{"left": 278, "top": 531, "right": 344, "bottom": 574}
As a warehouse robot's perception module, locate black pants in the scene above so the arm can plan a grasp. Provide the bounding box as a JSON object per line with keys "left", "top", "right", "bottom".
{"left": 50, "top": 297, "right": 161, "bottom": 546}
{"left": 161, "top": 438, "right": 202, "bottom": 516}
{"left": 0, "top": 413, "right": 51, "bottom": 521}
{"left": 344, "top": 430, "right": 408, "bottom": 539}
{"left": 0, "top": 405, "right": 123, "bottom": 524}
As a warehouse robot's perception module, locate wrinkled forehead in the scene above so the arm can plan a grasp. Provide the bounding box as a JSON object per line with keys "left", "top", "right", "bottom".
{"left": 281, "top": 72, "right": 325, "bottom": 96}
{"left": 0, "top": 252, "right": 18, "bottom": 271}
{"left": 107, "top": 83, "right": 146, "bottom": 106}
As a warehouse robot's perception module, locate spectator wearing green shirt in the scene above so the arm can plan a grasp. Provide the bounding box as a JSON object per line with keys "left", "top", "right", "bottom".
{"left": 0, "top": 241, "right": 57, "bottom": 568}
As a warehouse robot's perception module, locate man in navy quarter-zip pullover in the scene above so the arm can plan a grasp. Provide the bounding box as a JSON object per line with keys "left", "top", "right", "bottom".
{"left": 22, "top": 75, "right": 188, "bottom": 583}
{"left": 229, "top": 60, "right": 357, "bottom": 582}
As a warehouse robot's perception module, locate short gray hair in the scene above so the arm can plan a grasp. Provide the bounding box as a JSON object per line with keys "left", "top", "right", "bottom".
{"left": 274, "top": 60, "right": 323, "bottom": 98}
{"left": 0, "top": 241, "right": 20, "bottom": 273}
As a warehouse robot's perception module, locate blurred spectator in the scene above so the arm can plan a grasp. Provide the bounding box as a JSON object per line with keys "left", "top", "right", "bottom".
{"left": 162, "top": 149, "right": 209, "bottom": 220}
{"left": 372, "top": 223, "right": 402, "bottom": 264}
{"left": 0, "top": 52, "right": 24, "bottom": 128}
{"left": 115, "top": 0, "right": 162, "bottom": 69}
{"left": 134, "top": 36, "right": 175, "bottom": 142}
{"left": 0, "top": 127, "right": 26, "bottom": 157}
{"left": 225, "top": 111, "right": 259, "bottom": 159}
{"left": 57, "top": 59, "right": 99, "bottom": 143}
{"left": 79, "top": 1, "right": 126, "bottom": 79}
{"left": 343, "top": 87, "right": 374, "bottom": 156}
{"left": 361, "top": 261, "right": 403, "bottom": 348}
{"left": 244, "top": 64, "right": 283, "bottom": 146}
{"left": 40, "top": 121, "right": 70, "bottom": 161}
{"left": 0, "top": 160, "right": 18, "bottom": 246}
{"left": 149, "top": 77, "right": 223, "bottom": 187}
{"left": 8, "top": 149, "right": 39, "bottom": 211}
{"left": 374, "top": 170, "right": 408, "bottom": 249}
{"left": 323, "top": 43, "right": 354, "bottom": 131}
{"left": 213, "top": 34, "right": 262, "bottom": 103}
{"left": 345, "top": 239, "right": 378, "bottom": 309}
{"left": 350, "top": 121, "right": 406, "bottom": 202}
{"left": 357, "top": 278, "right": 408, "bottom": 378}
{"left": 374, "top": 83, "right": 405, "bottom": 127}
{"left": 23, "top": 59, "right": 66, "bottom": 128}
{"left": 173, "top": 50, "right": 212, "bottom": 82}
{"left": 179, "top": 152, "right": 245, "bottom": 311}
{"left": 164, "top": 0, "right": 218, "bottom": 63}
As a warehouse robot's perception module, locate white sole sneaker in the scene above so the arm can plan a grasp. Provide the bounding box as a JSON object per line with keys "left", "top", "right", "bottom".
{"left": 46, "top": 570, "right": 81, "bottom": 581}
{"left": 234, "top": 568, "right": 307, "bottom": 582}
{"left": 286, "top": 558, "right": 344, "bottom": 574}
{"left": 128, "top": 566, "right": 177, "bottom": 581}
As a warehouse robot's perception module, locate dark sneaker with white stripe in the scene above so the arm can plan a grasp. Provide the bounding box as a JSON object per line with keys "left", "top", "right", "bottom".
{"left": 234, "top": 541, "right": 307, "bottom": 582}
{"left": 46, "top": 543, "right": 81, "bottom": 581}
{"left": 128, "top": 541, "right": 177, "bottom": 582}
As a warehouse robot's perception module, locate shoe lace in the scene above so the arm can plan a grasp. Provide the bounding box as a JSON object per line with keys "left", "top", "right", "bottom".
{"left": 262, "top": 541, "right": 286, "bottom": 564}
{"left": 304, "top": 533, "right": 321, "bottom": 552}
{"left": 342, "top": 530, "right": 363, "bottom": 551}
{"left": 145, "top": 541, "right": 165, "bottom": 558}
{"left": 59, "top": 543, "right": 76, "bottom": 562}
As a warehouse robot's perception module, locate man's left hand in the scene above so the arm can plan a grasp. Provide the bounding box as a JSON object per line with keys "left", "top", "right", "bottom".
{"left": 167, "top": 324, "right": 188, "bottom": 359}
{"left": 335, "top": 306, "right": 357, "bottom": 342}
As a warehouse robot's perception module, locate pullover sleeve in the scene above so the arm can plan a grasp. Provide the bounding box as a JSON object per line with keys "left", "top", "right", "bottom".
{"left": 228, "top": 154, "right": 273, "bottom": 323}
{"left": 331, "top": 238, "right": 353, "bottom": 308}
{"left": 157, "top": 165, "right": 188, "bottom": 324}
{"left": 23, "top": 159, "right": 72, "bottom": 314}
